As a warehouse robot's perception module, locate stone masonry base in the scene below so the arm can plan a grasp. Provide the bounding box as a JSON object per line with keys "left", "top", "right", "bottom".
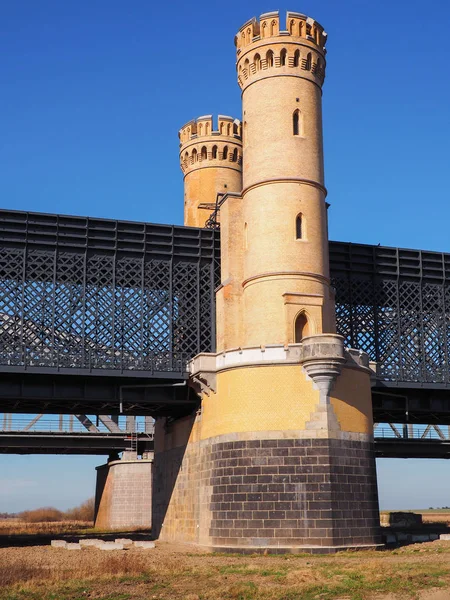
{"left": 153, "top": 423, "right": 382, "bottom": 552}
{"left": 95, "top": 459, "right": 153, "bottom": 530}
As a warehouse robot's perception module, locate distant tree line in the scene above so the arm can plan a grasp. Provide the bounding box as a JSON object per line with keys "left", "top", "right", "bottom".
{"left": 0, "top": 498, "right": 95, "bottom": 522}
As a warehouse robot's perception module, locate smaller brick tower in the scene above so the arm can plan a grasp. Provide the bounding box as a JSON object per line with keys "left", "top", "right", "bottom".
{"left": 179, "top": 115, "right": 242, "bottom": 227}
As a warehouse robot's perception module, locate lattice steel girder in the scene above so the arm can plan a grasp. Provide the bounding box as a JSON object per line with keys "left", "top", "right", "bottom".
{"left": 2, "top": 208, "right": 450, "bottom": 392}
{"left": 0, "top": 209, "right": 218, "bottom": 377}
{"left": 330, "top": 241, "right": 450, "bottom": 387}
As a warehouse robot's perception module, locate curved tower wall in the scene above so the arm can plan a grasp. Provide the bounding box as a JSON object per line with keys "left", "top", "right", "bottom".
{"left": 179, "top": 115, "right": 242, "bottom": 227}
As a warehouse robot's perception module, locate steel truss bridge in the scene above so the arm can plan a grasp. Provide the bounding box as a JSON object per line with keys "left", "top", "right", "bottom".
{"left": 1, "top": 209, "right": 450, "bottom": 456}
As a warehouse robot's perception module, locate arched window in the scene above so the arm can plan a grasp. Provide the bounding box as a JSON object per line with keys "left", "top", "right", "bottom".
{"left": 316, "top": 57, "right": 324, "bottom": 79}
{"left": 280, "top": 49, "right": 287, "bottom": 66}
{"left": 244, "top": 58, "right": 250, "bottom": 76}
{"left": 222, "top": 146, "right": 228, "bottom": 160}
{"left": 212, "top": 145, "right": 218, "bottom": 159}
{"left": 296, "top": 213, "right": 303, "bottom": 238}
{"left": 270, "top": 19, "right": 276, "bottom": 36}
{"left": 184, "top": 151, "right": 189, "bottom": 164}
{"left": 232, "top": 148, "right": 238, "bottom": 162}
{"left": 254, "top": 53, "right": 261, "bottom": 71}
{"left": 201, "top": 146, "right": 207, "bottom": 160}
{"left": 191, "top": 148, "right": 198, "bottom": 163}
{"left": 304, "top": 52, "right": 312, "bottom": 71}
{"left": 227, "top": 123, "right": 232, "bottom": 135}
{"left": 293, "top": 49, "right": 300, "bottom": 67}
{"left": 198, "top": 123, "right": 203, "bottom": 136}
{"left": 266, "top": 50, "right": 274, "bottom": 68}
{"left": 294, "top": 313, "right": 310, "bottom": 342}
{"left": 293, "top": 109, "right": 302, "bottom": 136}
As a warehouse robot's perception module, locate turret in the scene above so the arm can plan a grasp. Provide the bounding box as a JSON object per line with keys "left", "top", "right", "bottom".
{"left": 179, "top": 115, "right": 242, "bottom": 228}
{"left": 233, "top": 11, "right": 333, "bottom": 347}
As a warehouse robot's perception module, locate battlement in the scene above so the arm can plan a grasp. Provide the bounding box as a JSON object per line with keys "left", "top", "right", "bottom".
{"left": 179, "top": 115, "right": 243, "bottom": 175}
{"left": 235, "top": 11, "right": 327, "bottom": 90}
{"left": 179, "top": 115, "right": 242, "bottom": 145}
{"left": 235, "top": 11, "right": 327, "bottom": 54}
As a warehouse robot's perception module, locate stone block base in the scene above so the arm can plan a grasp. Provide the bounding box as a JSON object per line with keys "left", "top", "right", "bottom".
{"left": 153, "top": 420, "right": 382, "bottom": 551}
{"left": 94, "top": 459, "right": 152, "bottom": 530}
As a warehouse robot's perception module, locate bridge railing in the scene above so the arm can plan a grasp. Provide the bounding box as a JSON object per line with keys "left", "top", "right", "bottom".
{"left": 374, "top": 423, "right": 450, "bottom": 441}
{"left": 0, "top": 346, "right": 190, "bottom": 375}
{"left": 0, "top": 414, "right": 154, "bottom": 436}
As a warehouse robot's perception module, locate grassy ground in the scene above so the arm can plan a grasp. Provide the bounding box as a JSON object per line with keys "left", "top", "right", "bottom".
{"left": 2, "top": 541, "right": 450, "bottom": 600}
{"left": 0, "top": 520, "right": 93, "bottom": 536}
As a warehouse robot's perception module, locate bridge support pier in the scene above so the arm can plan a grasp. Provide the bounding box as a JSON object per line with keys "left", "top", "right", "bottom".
{"left": 94, "top": 456, "right": 153, "bottom": 531}
{"left": 153, "top": 338, "right": 382, "bottom": 553}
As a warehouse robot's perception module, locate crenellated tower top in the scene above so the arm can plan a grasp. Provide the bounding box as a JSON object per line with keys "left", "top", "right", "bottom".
{"left": 235, "top": 11, "right": 327, "bottom": 90}
{"left": 179, "top": 115, "right": 242, "bottom": 176}
{"left": 179, "top": 115, "right": 243, "bottom": 227}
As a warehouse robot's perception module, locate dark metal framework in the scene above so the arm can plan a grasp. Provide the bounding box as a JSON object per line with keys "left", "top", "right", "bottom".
{"left": 330, "top": 241, "right": 450, "bottom": 387}
{"left": 0, "top": 210, "right": 219, "bottom": 377}
{"left": 1, "top": 209, "right": 450, "bottom": 422}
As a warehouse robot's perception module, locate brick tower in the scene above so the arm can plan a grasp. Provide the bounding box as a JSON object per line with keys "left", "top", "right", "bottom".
{"left": 153, "top": 11, "right": 382, "bottom": 553}
{"left": 179, "top": 115, "right": 242, "bottom": 227}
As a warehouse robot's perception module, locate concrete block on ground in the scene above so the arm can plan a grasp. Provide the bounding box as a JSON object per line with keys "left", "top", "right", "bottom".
{"left": 115, "top": 538, "right": 134, "bottom": 547}
{"left": 385, "top": 533, "right": 397, "bottom": 544}
{"left": 439, "top": 534, "right": 450, "bottom": 540}
{"left": 66, "top": 543, "right": 82, "bottom": 550}
{"left": 387, "top": 512, "right": 423, "bottom": 529}
{"left": 51, "top": 540, "right": 67, "bottom": 548}
{"left": 99, "top": 542, "right": 124, "bottom": 551}
{"left": 79, "top": 539, "right": 103, "bottom": 547}
{"left": 411, "top": 534, "right": 430, "bottom": 543}
{"left": 134, "top": 541, "right": 155, "bottom": 549}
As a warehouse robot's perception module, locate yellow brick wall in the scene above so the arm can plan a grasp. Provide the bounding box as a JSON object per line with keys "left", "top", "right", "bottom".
{"left": 330, "top": 366, "right": 373, "bottom": 434}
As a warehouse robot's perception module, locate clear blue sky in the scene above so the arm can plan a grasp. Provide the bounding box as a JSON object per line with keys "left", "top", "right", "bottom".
{"left": 1, "top": 0, "right": 450, "bottom": 512}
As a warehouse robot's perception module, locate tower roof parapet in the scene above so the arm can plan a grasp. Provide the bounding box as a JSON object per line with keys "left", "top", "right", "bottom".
{"left": 179, "top": 115, "right": 242, "bottom": 176}
{"left": 179, "top": 115, "right": 242, "bottom": 146}
{"left": 235, "top": 11, "right": 327, "bottom": 54}
{"left": 235, "top": 11, "right": 327, "bottom": 90}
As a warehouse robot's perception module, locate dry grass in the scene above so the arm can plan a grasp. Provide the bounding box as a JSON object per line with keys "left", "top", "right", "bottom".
{"left": 422, "top": 512, "right": 450, "bottom": 525}
{"left": 0, "top": 519, "right": 93, "bottom": 536}
{"left": 2, "top": 541, "right": 450, "bottom": 599}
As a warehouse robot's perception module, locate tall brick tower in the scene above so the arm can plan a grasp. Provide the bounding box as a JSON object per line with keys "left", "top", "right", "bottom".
{"left": 153, "top": 11, "right": 382, "bottom": 553}
{"left": 236, "top": 12, "right": 334, "bottom": 346}
{"left": 179, "top": 115, "right": 242, "bottom": 227}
